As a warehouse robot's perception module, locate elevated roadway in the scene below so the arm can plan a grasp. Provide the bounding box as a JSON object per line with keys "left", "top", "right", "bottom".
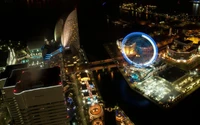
{"left": 89, "top": 57, "right": 123, "bottom": 66}
{"left": 70, "top": 64, "right": 119, "bottom": 73}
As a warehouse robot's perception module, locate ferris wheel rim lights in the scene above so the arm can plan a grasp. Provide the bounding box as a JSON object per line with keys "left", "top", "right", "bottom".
{"left": 121, "top": 32, "right": 158, "bottom": 68}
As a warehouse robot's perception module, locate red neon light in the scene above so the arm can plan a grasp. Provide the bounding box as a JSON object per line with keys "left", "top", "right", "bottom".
{"left": 59, "top": 82, "right": 62, "bottom": 85}
{"left": 13, "top": 89, "right": 17, "bottom": 93}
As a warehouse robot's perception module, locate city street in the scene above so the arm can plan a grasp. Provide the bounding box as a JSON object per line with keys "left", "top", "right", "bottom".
{"left": 71, "top": 74, "right": 88, "bottom": 125}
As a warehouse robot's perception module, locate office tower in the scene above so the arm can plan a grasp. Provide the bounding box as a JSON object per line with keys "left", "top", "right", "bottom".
{"left": 3, "top": 68, "right": 29, "bottom": 124}
{"left": 1, "top": 64, "right": 28, "bottom": 124}
{"left": 4, "top": 67, "right": 67, "bottom": 125}
{"left": 0, "top": 63, "right": 28, "bottom": 79}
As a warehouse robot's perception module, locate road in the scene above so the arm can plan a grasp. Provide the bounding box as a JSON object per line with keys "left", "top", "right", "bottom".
{"left": 71, "top": 74, "right": 88, "bottom": 125}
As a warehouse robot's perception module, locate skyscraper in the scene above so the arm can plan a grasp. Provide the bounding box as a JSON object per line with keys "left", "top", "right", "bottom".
{"left": 1, "top": 64, "right": 28, "bottom": 124}
{"left": 3, "top": 67, "right": 68, "bottom": 125}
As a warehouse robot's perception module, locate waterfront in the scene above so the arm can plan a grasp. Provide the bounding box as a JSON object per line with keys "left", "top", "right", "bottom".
{"left": 81, "top": 2, "right": 200, "bottom": 125}
{"left": 1, "top": 1, "right": 200, "bottom": 125}
{"left": 91, "top": 67, "right": 200, "bottom": 125}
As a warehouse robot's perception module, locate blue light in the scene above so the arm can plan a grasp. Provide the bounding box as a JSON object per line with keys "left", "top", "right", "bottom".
{"left": 131, "top": 74, "right": 139, "bottom": 80}
{"left": 22, "top": 60, "right": 26, "bottom": 63}
{"left": 59, "top": 46, "right": 63, "bottom": 52}
{"left": 121, "top": 32, "right": 158, "bottom": 68}
{"left": 44, "top": 46, "right": 63, "bottom": 60}
{"left": 44, "top": 54, "right": 52, "bottom": 60}
{"left": 102, "top": 2, "right": 106, "bottom": 6}
{"left": 67, "top": 97, "right": 73, "bottom": 105}
{"left": 90, "top": 84, "right": 94, "bottom": 88}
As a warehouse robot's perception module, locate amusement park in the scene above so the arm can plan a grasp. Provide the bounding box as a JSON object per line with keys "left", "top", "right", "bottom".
{"left": 106, "top": 31, "right": 200, "bottom": 108}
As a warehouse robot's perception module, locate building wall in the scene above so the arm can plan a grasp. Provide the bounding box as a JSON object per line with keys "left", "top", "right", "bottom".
{"left": 14, "top": 85, "right": 67, "bottom": 125}
{"left": 3, "top": 86, "right": 21, "bottom": 124}
{"left": 167, "top": 47, "right": 197, "bottom": 60}
{"left": 62, "top": 9, "right": 80, "bottom": 50}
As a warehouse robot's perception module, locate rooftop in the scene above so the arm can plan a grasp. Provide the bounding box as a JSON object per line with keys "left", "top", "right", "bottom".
{"left": 0, "top": 63, "right": 28, "bottom": 79}
{"left": 175, "top": 39, "right": 193, "bottom": 45}
{"left": 169, "top": 39, "right": 196, "bottom": 52}
{"left": 153, "top": 35, "right": 171, "bottom": 43}
{"left": 4, "top": 68, "right": 30, "bottom": 87}
{"left": 158, "top": 66, "right": 186, "bottom": 83}
{"left": 183, "top": 24, "right": 200, "bottom": 30}
{"left": 14, "top": 66, "right": 61, "bottom": 93}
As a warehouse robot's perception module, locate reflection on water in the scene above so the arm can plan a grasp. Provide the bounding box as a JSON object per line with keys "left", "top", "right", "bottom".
{"left": 146, "top": 14, "right": 148, "bottom": 19}
{"left": 119, "top": 79, "right": 150, "bottom": 107}
{"left": 110, "top": 71, "right": 114, "bottom": 79}
{"left": 93, "top": 68, "right": 152, "bottom": 124}
{"left": 93, "top": 68, "right": 200, "bottom": 125}
{"left": 193, "top": 3, "right": 200, "bottom": 16}
{"left": 86, "top": 3, "right": 200, "bottom": 124}
{"left": 94, "top": 68, "right": 151, "bottom": 107}
{"left": 97, "top": 73, "right": 101, "bottom": 81}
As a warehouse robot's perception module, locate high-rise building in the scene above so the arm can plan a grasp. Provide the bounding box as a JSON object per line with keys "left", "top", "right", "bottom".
{"left": 3, "top": 67, "right": 68, "bottom": 125}
{"left": 3, "top": 68, "right": 29, "bottom": 124}
{"left": 1, "top": 63, "right": 28, "bottom": 124}
{"left": 0, "top": 63, "right": 28, "bottom": 79}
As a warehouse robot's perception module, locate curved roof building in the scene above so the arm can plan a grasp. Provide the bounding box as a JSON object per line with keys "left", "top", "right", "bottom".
{"left": 54, "top": 9, "right": 80, "bottom": 51}
{"left": 54, "top": 19, "right": 64, "bottom": 42}
{"left": 61, "top": 9, "right": 80, "bottom": 50}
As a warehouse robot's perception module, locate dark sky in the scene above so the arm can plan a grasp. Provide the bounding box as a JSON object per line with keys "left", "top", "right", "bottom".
{"left": 0, "top": 0, "right": 76, "bottom": 41}
{"left": 0, "top": 0, "right": 192, "bottom": 41}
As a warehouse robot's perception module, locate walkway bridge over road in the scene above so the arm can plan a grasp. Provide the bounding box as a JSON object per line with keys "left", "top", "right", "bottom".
{"left": 67, "top": 57, "right": 124, "bottom": 73}
{"left": 68, "top": 64, "right": 120, "bottom": 74}
{"left": 104, "top": 106, "right": 119, "bottom": 112}
{"left": 89, "top": 56, "right": 124, "bottom": 66}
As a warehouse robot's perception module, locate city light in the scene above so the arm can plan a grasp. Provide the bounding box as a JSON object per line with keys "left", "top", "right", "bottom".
{"left": 121, "top": 32, "right": 158, "bottom": 67}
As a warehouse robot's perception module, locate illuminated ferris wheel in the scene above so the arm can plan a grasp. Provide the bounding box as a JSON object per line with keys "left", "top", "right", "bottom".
{"left": 121, "top": 32, "right": 158, "bottom": 68}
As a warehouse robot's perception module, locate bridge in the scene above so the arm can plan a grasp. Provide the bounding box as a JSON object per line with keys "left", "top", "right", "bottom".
{"left": 104, "top": 106, "right": 119, "bottom": 112}
{"left": 89, "top": 56, "right": 124, "bottom": 66}
{"left": 68, "top": 64, "right": 120, "bottom": 74}
{"left": 90, "top": 58, "right": 115, "bottom": 65}
{"left": 66, "top": 57, "right": 124, "bottom": 73}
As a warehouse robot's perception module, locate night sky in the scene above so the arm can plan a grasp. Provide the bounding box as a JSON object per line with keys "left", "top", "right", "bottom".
{"left": 0, "top": 0, "right": 193, "bottom": 41}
